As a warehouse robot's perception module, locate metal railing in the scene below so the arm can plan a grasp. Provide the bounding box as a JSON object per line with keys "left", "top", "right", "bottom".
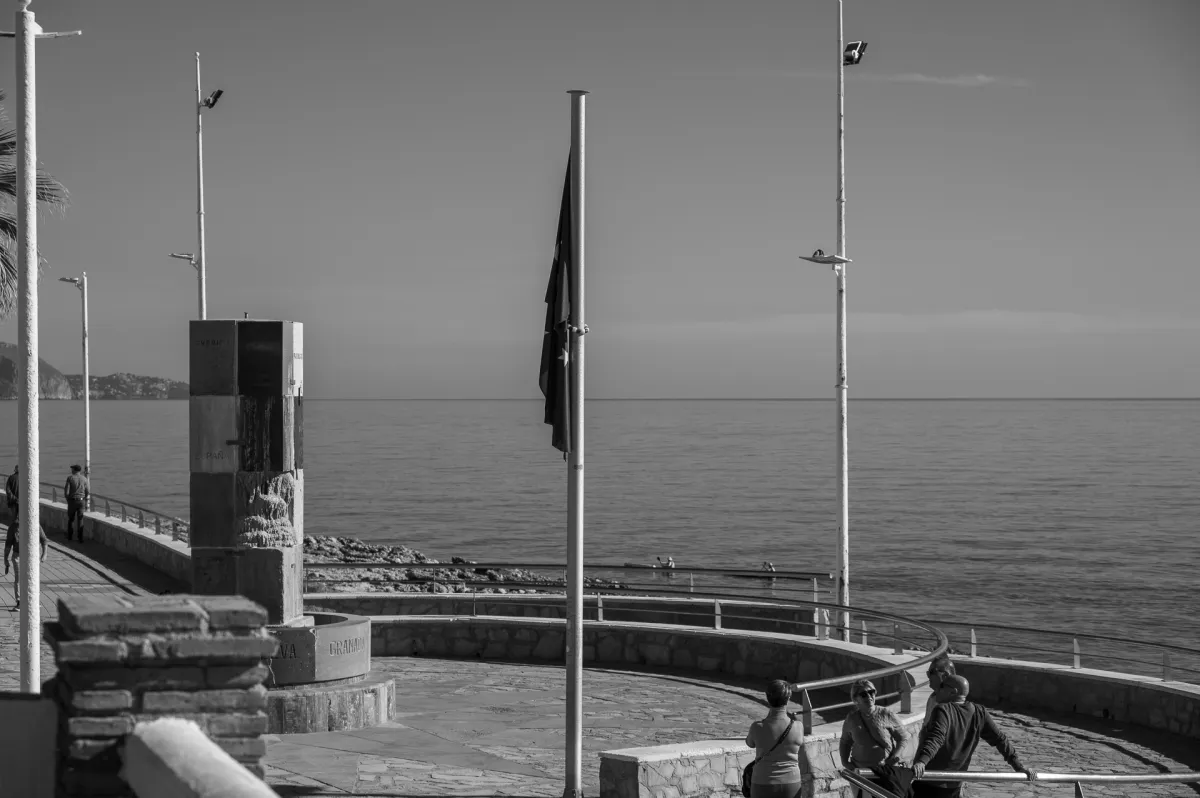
{"left": 305, "top": 559, "right": 947, "bottom": 732}
{"left": 843, "top": 768, "right": 1200, "bottom": 797}
{"left": 927, "top": 619, "right": 1200, "bottom": 686}
{"left": 38, "top": 482, "right": 190, "bottom": 544}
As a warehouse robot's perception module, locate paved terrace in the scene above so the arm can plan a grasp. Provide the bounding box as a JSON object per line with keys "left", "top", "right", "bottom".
{"left": 1, "top": 539, "right": 1197, "bottom": 797}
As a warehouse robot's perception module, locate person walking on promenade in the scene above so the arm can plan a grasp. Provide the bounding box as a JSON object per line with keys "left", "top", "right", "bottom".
{"left": 64, "top": 464, "right": 90, "bottom": 542}
{"left": 4, "top": 464, "right": 16, "bottom": 518}
{"left": 840, "top": 678, "right": 908, "bottom": 796}
{"left": 924, "top": 654, "right": 956, "bottom": 728}
{"left": 744, "top": 679, "right": 804, "bottom": 798}
{"left": 4, "top": 514, "right": 47, "bottom": 610}
{"left": 911, "top": 675, "right": 1035, "bottom": 797}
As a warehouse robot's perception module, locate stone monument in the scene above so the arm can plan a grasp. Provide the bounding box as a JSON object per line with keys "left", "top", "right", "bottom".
{"left": 189, "top": 320, "right": 392, "bottom": 733}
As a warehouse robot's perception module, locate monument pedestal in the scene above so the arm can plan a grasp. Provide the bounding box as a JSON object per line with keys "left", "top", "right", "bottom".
{"left": 189, "top": 320, "right": 385, "bottom": 733}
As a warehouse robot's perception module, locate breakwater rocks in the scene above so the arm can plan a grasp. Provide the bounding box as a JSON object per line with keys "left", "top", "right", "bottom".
{"left": 304, "top": 536, "right": 624, "bottom": 595}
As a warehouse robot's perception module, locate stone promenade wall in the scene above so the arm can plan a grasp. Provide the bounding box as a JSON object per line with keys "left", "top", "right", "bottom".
{"left": 1, "top": 500, "right": 191, "bottom": 587}
{"left": 955, "top": 656, "right": 1200, "bottom": 739}
{"left": 368, "top": 615, "right": 906, "bottom": 692}
{"left": 599, "top": 716, "right": 923, "bottom": 798}
{"left": 43, "top": 594, "right": 278, "bottom": 797}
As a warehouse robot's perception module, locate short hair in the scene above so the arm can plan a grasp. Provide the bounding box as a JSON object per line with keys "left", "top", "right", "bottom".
{"left": 71, "top": 464, "right": 82, "bottom": 473}
{"left": 941, "top": 674, "right": 970, "bottom": 697}
{"left": 929, "top": 654, "right": 955, "bottom": 675}
{"left": 766, "top": 679, "right": 792, "bottom": 708}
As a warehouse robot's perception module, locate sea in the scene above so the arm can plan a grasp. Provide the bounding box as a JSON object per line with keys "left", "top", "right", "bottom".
{"left": 2, "top": 399, "right": 1197, "bottom": 670}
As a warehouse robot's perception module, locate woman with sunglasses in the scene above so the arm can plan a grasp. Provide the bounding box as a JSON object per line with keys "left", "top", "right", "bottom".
{"left": 839, "top": 679, "right": 909, "bottom": 795}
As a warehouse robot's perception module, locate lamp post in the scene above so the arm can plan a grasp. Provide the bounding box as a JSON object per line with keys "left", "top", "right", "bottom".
{"left": 0, "top": 1, "right": 81, "bottom": 694}
{"left": 799, "top": 2, "right": 867, "bottom": 644}
{"left": 194, "top": 52, "right": 223, "bottom": 321}
{"left": 58, "top": 273, "right": 89, "bottom": 498}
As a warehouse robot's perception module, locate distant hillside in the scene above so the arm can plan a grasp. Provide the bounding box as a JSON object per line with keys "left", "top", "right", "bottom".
{"left": 0, "top": 342, "right": 74, "bottom": 399}
{"left": 64, "top": 373, "right": 189, "bottom": 400}
{"left": 0, "top": 341, "right": 188, "bottom": 399}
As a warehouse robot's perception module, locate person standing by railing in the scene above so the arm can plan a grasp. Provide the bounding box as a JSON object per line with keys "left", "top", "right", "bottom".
{"left": 4, "top": 464, "right": 17, "bottom": 519}
{"left": 840, "top": 679, "right": 908, "bottom": 797}
{"left": 744, "top": 679, "right": 804, "bottom": 798}
{"left": 4, "top": 512, "right": 46, "bottom": 610}
{"left": 911, "top": 675, "right": 1035, "bottom": 797}
{"left": 923, "top": 654, "right": 956, "bottom": 728}
{"left": 64, "top": 464, "right": 90, "bottom": 542}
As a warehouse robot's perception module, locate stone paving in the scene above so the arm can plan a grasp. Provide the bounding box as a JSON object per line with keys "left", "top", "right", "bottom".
{"left": 0, "top": 531, "right": 185, "bottom": 691}
{"left": 265, "top": 658, "right": 1200, "bottom": 798}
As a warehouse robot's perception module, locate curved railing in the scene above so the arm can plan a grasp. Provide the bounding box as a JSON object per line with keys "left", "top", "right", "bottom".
{"left": 37, "top": 482, "right": 190, "bottom": 544}
{"left": 844, "top": 768, "right": 1200, "bottom": 797}
{"left": 928, "top": 618, "right": 1200, "bottom": 685}
{"left": 305, "top": 559, "right": 948, "bottom": 733}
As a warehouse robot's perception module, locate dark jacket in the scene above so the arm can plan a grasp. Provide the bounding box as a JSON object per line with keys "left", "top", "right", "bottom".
{"left": 5, "top": 472, "right": 16, "bottom": 505}
{"left": 914, "top": 701, "right": 1024, "bottom": 775}
{"left": 65, "top": 473, "right": 89, "bottom": 502}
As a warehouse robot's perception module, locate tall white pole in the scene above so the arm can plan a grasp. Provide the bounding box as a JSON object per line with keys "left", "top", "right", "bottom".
{"left": 195, "top": 52, "right": 207, "bottom": 320}
{"left": 16, "top": 1, "right": 40, "bottom": 692}
{"left": 80, "top": 272, "right": 90, "bottom": 496}
{"left": 563, "top": 88, "right": 587, "bottom": 798}
{"left": 835, "top": 0, "right": 851, "bottom": 641}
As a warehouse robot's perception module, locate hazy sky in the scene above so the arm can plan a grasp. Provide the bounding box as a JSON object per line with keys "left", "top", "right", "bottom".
{"left": 0, "top": 0, "right": 1196, "bottom": 398}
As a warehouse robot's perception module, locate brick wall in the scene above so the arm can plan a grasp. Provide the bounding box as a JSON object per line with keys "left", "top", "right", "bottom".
{"left": 43, "top": 594, "right": 279, "bottom": 797}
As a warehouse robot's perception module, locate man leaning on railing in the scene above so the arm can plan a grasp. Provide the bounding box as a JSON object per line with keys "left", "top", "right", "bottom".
{"left": 911, "top": 674, "right": 1035, "bottom": 797}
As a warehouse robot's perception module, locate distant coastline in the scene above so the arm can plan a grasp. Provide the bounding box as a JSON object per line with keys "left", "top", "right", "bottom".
{"left": 0, "top": 341, "right": 188, "bottom": 399}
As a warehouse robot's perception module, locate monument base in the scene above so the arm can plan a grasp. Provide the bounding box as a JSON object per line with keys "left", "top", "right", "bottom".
{"left": 265, "top": 611, "right": 372, "bottom": 686}
{"left": 265, "top": 671, "right": 395, "bottom": 734}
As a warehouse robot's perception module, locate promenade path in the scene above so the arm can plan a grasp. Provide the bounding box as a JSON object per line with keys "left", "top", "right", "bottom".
{"left": 265, "top": 658, "right": 1200, "bottom": 798}
{"left": 0, "top": 531, "right": 187, "bottom": 691}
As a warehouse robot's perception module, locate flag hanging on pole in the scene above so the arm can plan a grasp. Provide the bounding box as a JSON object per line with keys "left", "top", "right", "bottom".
{"left": 539, "top": 164, "right": 572, "bottom": 454}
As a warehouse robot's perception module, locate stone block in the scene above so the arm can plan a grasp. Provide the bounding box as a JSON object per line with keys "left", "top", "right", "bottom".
{"left": 69, "top": 689, "right": 134, "bottom": 714}
{"left": 54, "top": 638, "right": 129, "bottom": 664}
{"left": 194, "top": 596, "right": 270, "bottom": 631}
{"left": 66, "top": 715, "right": 135, "bottom": 737}
{"left": 190, "top": 395, "right": 240, "bottom": 473}
{"left": 213, "top": 736, "right": 267, "bottom": 759}
{"left": 597, "top": 635, "right": 623, "bottom": 662}
{"left": 161, "top": 634, "right": 278, "bottom": 663}
{"left": 206, "top": 664, "right": 270, "bottom": 689}
{"left": 207, "top": 712, "right": 269, "bottom": 737}
{"left": 61, "top": 665, "right": 207, "bottom": 692}
{"left": 534, "top": 632, "right": 564, "bottom": 660}
{"left": 66, "top": 737, "right": 121, "bottom": 761}
{"left": 141, "top": 685, "right": 267, "bottom": 714}
{"left": 190, "top": 320, "right": 239, "bottom": 396}
{"left": 236, "top": 546, "right": 303, "bottom": 624}
{"left": 59, "top": 595, "right": 207, "bottom": 637}
{"left": 191, "top": 474, "right": 239, "bottom": 549}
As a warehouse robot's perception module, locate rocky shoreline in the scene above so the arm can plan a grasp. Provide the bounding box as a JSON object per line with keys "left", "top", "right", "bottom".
{"left": 303, "top": 535, "right": 624, "bottom": 594}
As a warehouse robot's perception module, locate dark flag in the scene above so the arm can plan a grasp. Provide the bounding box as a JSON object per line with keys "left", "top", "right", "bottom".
{"left": 539, "top": 165, "right": 572, "bottom": 454}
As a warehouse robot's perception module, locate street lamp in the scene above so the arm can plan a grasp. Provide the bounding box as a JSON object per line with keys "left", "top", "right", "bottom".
{"left": 801, "top": 1, "right": 867, "bottom": 644}
{"left": 58, "top": 274, "right": 90, "bottom": 497}
{"left": 169, "top": 251, "right": 202, "bottom": 313}
{"left": 194, "top": 52, "right": 223, "bottom": 321}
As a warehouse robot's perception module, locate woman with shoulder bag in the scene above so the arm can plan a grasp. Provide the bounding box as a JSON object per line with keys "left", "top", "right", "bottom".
{"left": 743, "top": 679, "right": 804, "bottom": 798}
{"left": 839, "top": 679, "right": 911, "bottom": 797}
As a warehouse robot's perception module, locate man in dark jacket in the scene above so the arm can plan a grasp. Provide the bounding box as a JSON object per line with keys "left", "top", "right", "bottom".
{"left": 4, "top": 465, "right": 16, "bottom": 518}
{"left": 64, "top": 464, "right": 90, "bottom": 542}
{"left": 911, "top": 675, "right": 1035, "bottom": 797}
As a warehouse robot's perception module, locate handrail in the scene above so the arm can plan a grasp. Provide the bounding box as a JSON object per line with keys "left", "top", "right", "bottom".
{"left": 306, "top": 560, "right": 834, "bottom": 581}
{"left": 843, "top": 768, "right": 1200, "bottom": 798}
{"left": 37, "top": 481, "right": 190, "bottom": 543}
{"left": 928, "top": 618, "right": 1200, "bottom": 659}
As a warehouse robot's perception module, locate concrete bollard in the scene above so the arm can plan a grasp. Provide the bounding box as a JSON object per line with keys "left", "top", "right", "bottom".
{"left": 893, "top": 623, "right": 903, "bottom": 655}
{"left": 860, "top": 620, "right": 867, "bottom": 646}
{"left": 714, "top": 600, "right": 722, "bottom": 630}
{"left": 970, "top": 628, "right": 977, "bottom": 658}
{"left": 1163, "top": 651, "right": 1172, "bottom": 682}
{"left": 800, "top": 688, "right": 813, "bottom": 735}
{"left": 597, "top": 594, "right": 604, "bottom": 622}
{"left": 121, "top": 718, "right": 280, "bottom": 798}
{"left": 900, "top": 671, "right": 914, "bottom": 714}
{"left": 1073, "top": 638, "right": 1081, "bottom": 669}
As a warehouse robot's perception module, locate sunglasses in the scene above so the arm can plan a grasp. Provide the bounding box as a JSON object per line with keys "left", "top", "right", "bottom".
{"left": 855, "top": 691, "right": 876, "bottom": 698}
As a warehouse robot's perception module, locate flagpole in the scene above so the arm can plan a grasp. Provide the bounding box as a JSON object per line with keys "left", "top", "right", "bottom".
{"left": 564, "top": 88, "right": 587, "bottom": 798}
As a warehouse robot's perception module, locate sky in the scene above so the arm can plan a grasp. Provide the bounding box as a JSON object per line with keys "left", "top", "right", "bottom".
{"left": 0, "top": 0, "right": 1197, "bottom": 399}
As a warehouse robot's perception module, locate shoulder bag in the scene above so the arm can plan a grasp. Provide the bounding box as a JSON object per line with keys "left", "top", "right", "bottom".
{"left": 742, "top": 717, "right": 795, "bottom": 798}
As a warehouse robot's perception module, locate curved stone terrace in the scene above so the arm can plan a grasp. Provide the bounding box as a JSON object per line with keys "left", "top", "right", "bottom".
{"left": 5, "top": 493, "right": 1200, "bottom": 797}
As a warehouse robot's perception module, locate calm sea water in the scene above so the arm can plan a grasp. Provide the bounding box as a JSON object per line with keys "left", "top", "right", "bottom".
{"left": 2, "top": 399, "right": 1196, "bottom": 650}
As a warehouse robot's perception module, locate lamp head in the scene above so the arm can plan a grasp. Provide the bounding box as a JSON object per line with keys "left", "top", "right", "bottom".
{"left": 202, "top": 89, "right": 223, "bottom": 109}
{"left": 844, "top": 41, "right": 867, "bottom": 66}
{"left": 169, "top": 252, "right": 195, "bottom": 262}
{"left": 58, "top": 276, "right": 81, "bottom": 286}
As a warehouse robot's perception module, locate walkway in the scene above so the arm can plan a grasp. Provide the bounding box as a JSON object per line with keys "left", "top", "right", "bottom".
{"left": 0, "top": 531, "right": 188, "bottom": 691}
{"left": 265, "top": 658, "right": 1200, "bottom": 798}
